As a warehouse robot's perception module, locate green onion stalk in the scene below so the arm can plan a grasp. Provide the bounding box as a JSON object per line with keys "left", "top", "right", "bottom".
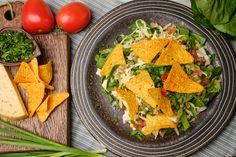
{"left": 0, "top": 119, "right": 106, "bottom": 157}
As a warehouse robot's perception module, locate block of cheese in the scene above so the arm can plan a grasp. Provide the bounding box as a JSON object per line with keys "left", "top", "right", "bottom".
{"left": 0, "top": 65, "right": 28, "bottom": 120}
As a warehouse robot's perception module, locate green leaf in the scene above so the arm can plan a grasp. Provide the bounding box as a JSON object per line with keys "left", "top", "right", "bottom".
{"left": 214, "top": 14, "right": 236, "bottom": 37}
{"left": 95, "top": 48, "right": 113, "bottom": 69}
{"left": 180, "top": 112, "right": 190, "bottom": 131}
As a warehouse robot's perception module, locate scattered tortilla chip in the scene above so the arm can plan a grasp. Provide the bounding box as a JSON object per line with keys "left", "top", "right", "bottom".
{"left": 155, "top": 40, "right": 194, "bottom": 66}
{"left": 148, "top": 88, "right": 173, "bottom": 116}
{"left": 29, "top": 58, "right": 54, "bottom": 90}
{"left": 29, "top": 58, "right": 40, "bottom": 81}
{"left": 164, "top": 62, "right": 204, "bottom": 93}
{"left": 19, "top": 83, "right": 45, "bottom": 117}
{"left": 14, "top": 62, "right": 38, "bottom": 83}
{"left": 100, "top": 44, "right": 126, "bottom": 76}
{"left": 131, "top": 39, "right": 170, "bottom": 63}
{"left": 142, "top": 114, "right": 177, "bottom": 135}
{"left": 115, "top": 87, "right": 138, "bottom": 120}
{"left": 37, "top": 97, "right": 49, "bottom": 112}
{"left": 124, "top": 71, "right": 156, "bottom": 108}
{"left": 37, "top": 93, "right": 69, "bottom": 122}
{"left": 39, "top": 61, "right": 53, "bottom": 84}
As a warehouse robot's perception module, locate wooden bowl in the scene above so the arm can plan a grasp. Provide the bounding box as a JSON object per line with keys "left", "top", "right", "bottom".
{"left": 0, "top": 27, "right": 41, "bottom": 66}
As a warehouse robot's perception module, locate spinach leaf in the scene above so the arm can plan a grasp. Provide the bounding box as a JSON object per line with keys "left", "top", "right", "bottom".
{"left": 131, "top": 130, "right": 144, "bottom": 140}
{"left": 95, "top": 48, "right": 113, "bottom": 69}
{"left": 180, "top": 112, "right": 190, "bottom": 131}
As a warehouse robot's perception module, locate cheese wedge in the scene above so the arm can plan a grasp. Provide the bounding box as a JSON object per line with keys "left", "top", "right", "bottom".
{"left": 0, "top": 65, "right": 28, "bottom": 120}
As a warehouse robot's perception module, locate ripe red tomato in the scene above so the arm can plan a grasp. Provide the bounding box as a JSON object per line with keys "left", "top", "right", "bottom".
{"left": 161, "top": 72, "right": 169, "bottom": 82}
{"left": 56, "top": 2, "right": 91, "bottom": 33}
{"left": 22, "top": 0, "right": 55, "bottom": 34}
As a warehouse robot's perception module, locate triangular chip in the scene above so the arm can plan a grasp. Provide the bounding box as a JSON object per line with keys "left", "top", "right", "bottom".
{"left": 37, "top": 93, "right": 69, "bottom": 122}
{"left": 39, "top": 61, "right": 53, "bottom": 84}
{"left": 148, "top": 88, "right": 174, "bottom": 116}
{"left": 155, "top": 40, "right": 194, "bottom": 66}
{"left": 164, "top": 62, "right": 204, "bottom": 93}
{"left": 142, "top": 114, "right": 176, "bottom": 135}
{"left": 19, "top": 83, "right": 45, "bottom": 117}
{"left": 29, "top": 58, "right": 54, "bottom": 90}
{"left": 115, "top": 87, "right": 138, "bottom": 120}
{"left": 124, "top": 71, "right": 156, "bottom": 108}
{"left": 37, "top": 97, "right": 49, "bottom": 112}
{"left": 100, "top": 44, "right": 126, "bottom": 76}
{"left": 131, "top": 39, "right": 170, "bottom": 63}
{"left": 14, "top": 62, "right": 38, "bottom": 83}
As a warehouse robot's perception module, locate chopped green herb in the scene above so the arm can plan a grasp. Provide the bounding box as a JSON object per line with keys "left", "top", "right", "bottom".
{"left": 0, "top": 31, "right": 35, "bottom": 62}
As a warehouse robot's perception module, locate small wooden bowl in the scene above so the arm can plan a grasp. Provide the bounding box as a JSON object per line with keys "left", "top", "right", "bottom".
{"left": 0, "top": 27, "right": 41, "bottom": 66}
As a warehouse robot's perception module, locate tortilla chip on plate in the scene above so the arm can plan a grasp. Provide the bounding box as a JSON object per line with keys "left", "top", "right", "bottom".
{"left": 19, "top": 82, "right": 45, "bottom": 117}
{"left": 148, "top": 88, "right": 174, "bottom": 116}
{"left": 131, "top": 39, "right": 170, "bottom": 63}
{"left": 164, "top": 62, "right": 204, "bottom": 93}
{"left": 39, "top": 61, "right": 53, "bottom": 84}
{"left": 29, "top": 58, "right": 54, "bottom": 90}
{"left": 124, "top": 70, "right": 156, "bottom": 108}
{"left": 100, "top": 44, "right": 126, "bottom": 76}
{"left": 37, "top": 92, "right": 69, "bottom": 122}
{"left": 14, "top": 62, "right": 38, "bottom": 83}
{"left": 142, "top": 114, "right": 177, "bottom": 135}
{"left": 115, "top": 87, "right": 138, "bottom": 120}
{"left": 155, "top": 40, "right": 194, "bottom": 66}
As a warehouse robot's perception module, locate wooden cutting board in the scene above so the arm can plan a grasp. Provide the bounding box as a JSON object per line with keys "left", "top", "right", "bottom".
{"left": 0, "top": 2, "right": 70, "bottom": 152}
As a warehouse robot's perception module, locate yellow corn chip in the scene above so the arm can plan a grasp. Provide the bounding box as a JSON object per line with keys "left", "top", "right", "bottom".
{"left": 100, "top": 44, "right": 126, "bottom": 76}
{"left": 37, "top": 97, "right": 49, "bottom": 112}
{"left": 155, "top": 40, "right": 194, "bottom": 66}
{"left": 37, "top": 92, "right": 69, "bottom": 122}
{"left": 19, "top": 83, "right": 45, "bottom": 117}
{"left": 115, "top": 87, "right": 138, "bottom": 120}
{"left": 29, "top": 58, "right": 40, "bottom": 81}
{"left": 39, "top": 61, "right": 53, "bottom": 84}
{"left": 131, "top": 39, "right": 170, "bottom": 63}
{"left": 124, "top": 71, "right": 156, "bottom": 108}
{"left": 164, "top": 62, "right": 204, "bottom": 93}
{"left": 142, "top": 114, "right": 176, "bottom": 135}
{"left": 29, "top": 58, "right": 54, "bottom": 90}
{"left": 148, "top": 88, "right": 173, "bottom": 116}
{"left": 14, "top": 62, "right": 38, "bottom": 83}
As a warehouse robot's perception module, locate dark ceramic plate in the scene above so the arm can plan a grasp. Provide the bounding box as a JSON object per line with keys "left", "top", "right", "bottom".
{"left": 71, "top": 1, "right": 236, "bottom": 156}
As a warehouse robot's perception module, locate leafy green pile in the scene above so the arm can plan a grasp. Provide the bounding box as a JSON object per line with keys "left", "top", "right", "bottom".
{"left": 0, "top": 119, "right": 105, "bottom": 157}
{"left": 191, "top": 0, "right": 236, "bottom": 37}
{"left": 0, "top": 32, "right": 35, "bottom": 62}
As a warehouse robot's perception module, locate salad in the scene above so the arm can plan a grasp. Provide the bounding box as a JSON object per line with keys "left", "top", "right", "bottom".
{"left": 95, "top": 19, "right": 221, "bottom": 140}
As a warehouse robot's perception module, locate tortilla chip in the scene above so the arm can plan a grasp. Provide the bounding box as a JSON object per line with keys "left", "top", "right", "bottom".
{"left": 37, "top": 92, "right": 69, "bottom": 122}
{"left": 124, "top": 71, "right": 156, "bottom": 108}
{"left": 19, "top": 83, "right": 45, "bottom": 117}
{"left": 142, "top": 114, "right": 176, "bottom": 135}
{"left": 14, "top": 62, "right": 38, "bottom": 83}
{"left": 39, "top": 61, "right": 53, "bottom": 84}
{"left": 155, "top": 40, "right": 194, "bottom": 66}
{"left": 164, "top": 62, "right": 204, "bottom": 93}
{"left": 29, "top": 58, "right": 40, "bottom": 80}
{"left": 148, "top": 88, "right": 173, "bottom": 116}
{"left": 100, "top": 44, "right": 126, "bottom": 76}
{"left": 115, "top": 87, "right": 138, "bottom": 120}
{"left": 37, "top": 97, "right": 49, "bottom": 112}
{"left": 29, "top": 58, "right": 54, "bottom": 90}
{"left": 131, "top": 39, "right": 170, "bottom": 63}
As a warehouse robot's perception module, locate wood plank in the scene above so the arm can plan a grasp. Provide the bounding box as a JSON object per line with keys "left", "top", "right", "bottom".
{"left": 0, "top": 2, "right": 70, "bottom": 152}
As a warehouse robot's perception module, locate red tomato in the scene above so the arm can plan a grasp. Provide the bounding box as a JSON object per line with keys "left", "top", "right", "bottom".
{"left": 161, "top": 72, "right": 169, "bottom": 82}
{"left": 22, "top": 0, "right": 55, "bottom": 34}
{"left": 167, "top": 26, "right": 176, "bottom": 35}
{"left": 191, "top": 50, "right": 198, "bottom": 59}
{"left": 161, "top": 88, "right": 168, "bottom": 96}
{"left": 56, "top": 2, "right": 91, "bottom": 33}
